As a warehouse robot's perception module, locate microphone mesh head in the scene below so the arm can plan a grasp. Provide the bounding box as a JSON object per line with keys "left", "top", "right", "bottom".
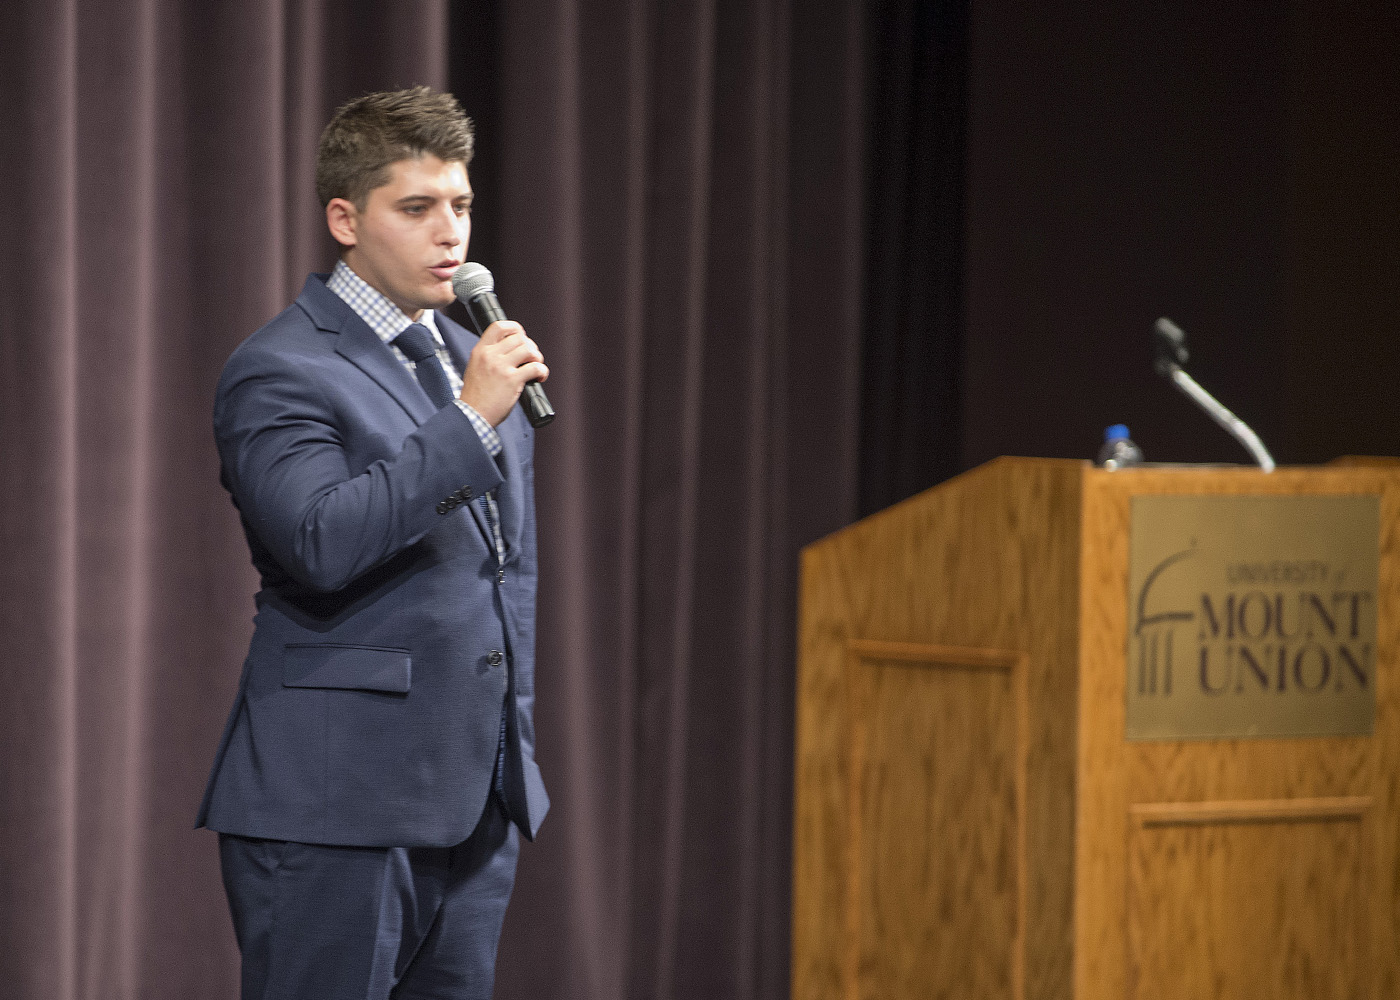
{"left": 452, "top": 262, "right": 495, "bottom": 301}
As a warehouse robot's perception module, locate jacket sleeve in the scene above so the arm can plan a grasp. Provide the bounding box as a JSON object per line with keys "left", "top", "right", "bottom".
{"left": 214, "top": 345, "right": 503, "bottom": 593}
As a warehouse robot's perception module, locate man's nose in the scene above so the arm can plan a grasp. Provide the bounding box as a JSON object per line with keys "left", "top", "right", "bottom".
{"left": 432, "top": 206, "right": 462, "bottom": 245}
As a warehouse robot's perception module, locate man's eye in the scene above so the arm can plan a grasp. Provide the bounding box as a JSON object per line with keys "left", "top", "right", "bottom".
{"left": 455, "top": 204, "right": 472, "bottom": 216}
{"left": 404, "top": 205, "right": 426, "bottom": 215}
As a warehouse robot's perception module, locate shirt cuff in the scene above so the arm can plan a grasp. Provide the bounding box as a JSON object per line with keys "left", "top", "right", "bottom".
{"left": 454, "top": 399, "right": 503, "bottom": 457}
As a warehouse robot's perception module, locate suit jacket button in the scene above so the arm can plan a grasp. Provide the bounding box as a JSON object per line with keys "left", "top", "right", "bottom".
{"left": 496, "top": 568, "right": 505, "bottom": 585}
{"left": 436, "top": 501, "right": 449, "bottom": 515}
{"left": 487, "top": 649, "right": 503, "bottom": 666}
{"left": 462, "top": 486, "right": 474, "bottom": 501}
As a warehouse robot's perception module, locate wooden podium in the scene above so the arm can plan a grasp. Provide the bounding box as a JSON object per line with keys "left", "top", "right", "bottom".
{"left": 792, "top": 458, "right": 1400, "bottom": 1000}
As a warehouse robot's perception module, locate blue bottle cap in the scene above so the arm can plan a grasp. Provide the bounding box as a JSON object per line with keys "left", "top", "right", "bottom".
{"left": 1104, "top": 424, "right": 1130, "bottom": 441}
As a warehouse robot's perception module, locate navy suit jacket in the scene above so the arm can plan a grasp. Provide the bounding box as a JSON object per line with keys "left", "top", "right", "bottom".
{"left": 197, "top": 274, "right": 549, "bottom": 847}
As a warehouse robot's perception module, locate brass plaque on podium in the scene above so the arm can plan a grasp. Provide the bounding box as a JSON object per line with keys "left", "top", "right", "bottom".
{"left": 1127, "top": 495, "right": 1379, "bottom": 740}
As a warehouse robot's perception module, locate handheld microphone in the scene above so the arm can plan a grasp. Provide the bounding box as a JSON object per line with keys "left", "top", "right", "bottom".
{"left": 451, "top": 263, "right": 555, "bottom": 428}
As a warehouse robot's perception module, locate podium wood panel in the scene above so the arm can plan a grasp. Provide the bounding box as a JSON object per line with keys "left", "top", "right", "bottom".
{"left": 795, "top": 459, "right": 1083, "bottom": 1000}
{"left": 845, "top": 643, "right": 1025, "bottom": 999}
{"left": 1126, "top": 797, "right": 1369, "bottom": 999}
{"left": 793, "top": 458, "right": 1400, "bottom": 1000}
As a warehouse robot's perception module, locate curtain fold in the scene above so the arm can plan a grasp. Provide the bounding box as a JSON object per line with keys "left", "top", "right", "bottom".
{"left": 490, "top": 2, "right": 865, "bottom": 997}
{"left": 0, "top": 9, "right": 81, "bottom": 999}
{"left": 859, "top": 0, "right": 970, "bottom": 514}
{"left": 0, "top": 4, "right": 447, "bottom": 997}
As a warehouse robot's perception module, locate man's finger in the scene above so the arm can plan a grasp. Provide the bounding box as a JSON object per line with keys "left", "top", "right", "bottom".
{"left": 480, "top": 320, "right": 524, "bottom": 345}
{"left": 499, "top": 338, "right": 543, "bottom": 369}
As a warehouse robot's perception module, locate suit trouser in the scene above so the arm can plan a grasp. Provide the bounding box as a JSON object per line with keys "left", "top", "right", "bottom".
{"left": 218, "top": 793, "right": 519, "bottom": 1000}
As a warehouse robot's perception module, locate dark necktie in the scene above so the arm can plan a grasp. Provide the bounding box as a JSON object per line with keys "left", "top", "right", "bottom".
{"left": 393, "top": 323, "right": 455, "bottom": 409}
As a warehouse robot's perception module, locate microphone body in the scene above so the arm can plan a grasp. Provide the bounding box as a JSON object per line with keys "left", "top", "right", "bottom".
{"left": 452, "top": 264, "right": 555, "bottom": 428}
{"left": 1152, "top": 317, "right": 1274, "bottom": 472}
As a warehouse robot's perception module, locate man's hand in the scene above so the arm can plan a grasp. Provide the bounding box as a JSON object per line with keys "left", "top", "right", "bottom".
{"left": 459, "top": 321, "right": 549, "bottom": 426}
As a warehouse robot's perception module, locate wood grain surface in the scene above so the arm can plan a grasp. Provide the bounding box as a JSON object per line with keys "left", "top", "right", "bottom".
{"left": 794, "top": 458, "right": 1083, "bottom": 1000}
{"left": 844, "top": 645, "right": 1025, "bottom": 1000}
{"left": 1126, "top": 802, "right": 1366, "bottom": 998}
{"left": 794, "top": 458, "right": 1400, "bottom": 999}
{"left": 1075, "top": 464, "right": 1400, "bottom": 999}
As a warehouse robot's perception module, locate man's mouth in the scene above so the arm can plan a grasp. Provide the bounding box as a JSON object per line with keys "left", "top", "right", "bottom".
{"left": 428, "top": 262, "right": 462, "bottom": 281}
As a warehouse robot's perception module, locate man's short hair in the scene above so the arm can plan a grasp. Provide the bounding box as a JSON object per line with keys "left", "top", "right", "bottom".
{"left": 316, "top": 86, "right": 474, "bottom": 208}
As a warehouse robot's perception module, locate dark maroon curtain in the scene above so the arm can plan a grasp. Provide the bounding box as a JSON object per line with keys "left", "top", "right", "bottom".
{"left": 483, "top": 2, "right": 865, "bottom": 996}
{"left": 0, "top": 2, "right": 440, "bottom": 996}
{"left": 0, "top": 2, "right": 865, "bottom": 997}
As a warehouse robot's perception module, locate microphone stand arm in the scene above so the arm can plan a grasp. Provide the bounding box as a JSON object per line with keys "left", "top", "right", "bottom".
{"left": 1160, "top": 363, "right": 1276, "bottom": 473}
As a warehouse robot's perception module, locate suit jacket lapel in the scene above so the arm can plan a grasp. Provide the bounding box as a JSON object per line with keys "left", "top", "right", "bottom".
{"left": 298, "top": 278, "right": 496, "bottom": 549}
{"left": 297, "top": 276, "right": 437, "bottom": 425}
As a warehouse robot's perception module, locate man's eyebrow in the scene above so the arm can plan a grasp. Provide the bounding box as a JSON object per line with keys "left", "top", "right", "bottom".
{"left": 393, "top": 192, "right": 474, "bottom": 206}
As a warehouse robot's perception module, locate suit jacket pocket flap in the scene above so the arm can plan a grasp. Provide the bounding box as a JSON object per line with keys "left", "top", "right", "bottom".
{"left": 283, "top": 644, "right": 411, "bottom": 693}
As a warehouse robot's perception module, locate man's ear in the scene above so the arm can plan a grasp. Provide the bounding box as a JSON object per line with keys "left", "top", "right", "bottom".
{"left": 326, "top": 198, "right": 358, "bottom": 249}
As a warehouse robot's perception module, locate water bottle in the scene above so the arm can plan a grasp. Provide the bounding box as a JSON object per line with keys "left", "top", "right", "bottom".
{"left": 1097, "top": 424, "right": 1143, "bottom": 470}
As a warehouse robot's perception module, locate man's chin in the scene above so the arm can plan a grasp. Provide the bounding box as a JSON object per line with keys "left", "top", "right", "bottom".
{"left": 403, "top": 286, "right": 456, "bottom": 316}
{"left": 425, "top": 282, "right": 458, "bottom": 310}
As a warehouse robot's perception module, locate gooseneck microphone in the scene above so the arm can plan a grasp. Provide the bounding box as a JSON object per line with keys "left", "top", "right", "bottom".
{"left": 452, "top": 263, "right": 555, "bottom": 428}
{"left": 1153, "top": 317, "right": 1274, "bottom": 472}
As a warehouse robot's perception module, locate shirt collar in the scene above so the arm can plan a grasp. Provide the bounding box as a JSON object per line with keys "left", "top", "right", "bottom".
{"left": 326, "top": 259, "right": 441, "bottom": 346}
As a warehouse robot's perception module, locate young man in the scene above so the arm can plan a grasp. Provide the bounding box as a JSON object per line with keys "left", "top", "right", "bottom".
{"left": 197, "top": 87, "right": 550, "bottom": 999}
